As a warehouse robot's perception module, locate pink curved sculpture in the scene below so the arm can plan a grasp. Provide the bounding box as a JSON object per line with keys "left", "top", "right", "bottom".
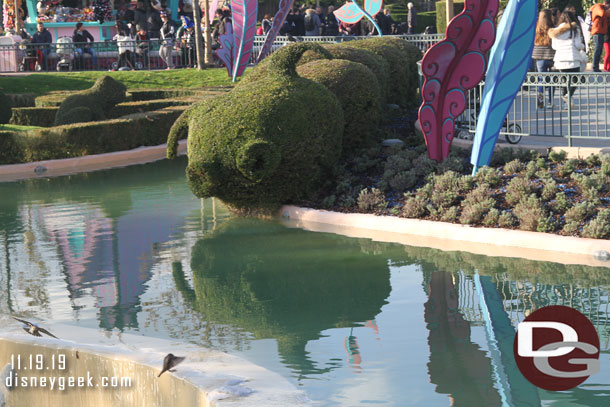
{"left": 418, "top": 0, "right": 499, "bottom": 162}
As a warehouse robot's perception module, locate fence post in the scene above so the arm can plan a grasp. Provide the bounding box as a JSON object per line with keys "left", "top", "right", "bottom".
{"left": 567, "top": 74, "right": 572, "bottom": 147}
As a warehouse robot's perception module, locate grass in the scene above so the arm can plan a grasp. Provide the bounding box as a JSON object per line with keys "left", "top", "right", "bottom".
{"left": 0, "top": 124, "right": 43, "bottom": 131}
{"left": 0, "top": 69, "right": 235, "bottom": 95}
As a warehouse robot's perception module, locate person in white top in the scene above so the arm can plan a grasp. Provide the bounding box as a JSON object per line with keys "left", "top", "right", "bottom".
{"left": 549, "top": 10, "right": 586, "bottom": 107}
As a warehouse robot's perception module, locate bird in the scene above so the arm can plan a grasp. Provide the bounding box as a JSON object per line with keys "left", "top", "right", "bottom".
{"left": 158, "top": 353, "right": 185, "bottom": 377}
{"left": 12, "top": 317, "right": 58, "bottom": 339}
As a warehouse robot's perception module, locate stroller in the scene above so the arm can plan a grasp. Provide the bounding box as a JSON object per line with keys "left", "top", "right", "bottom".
{"left": 18, "top": 39, "right": 43, "bottom": 72}
{"left": 55, "top": 36, "right": 74, "bottom": 71}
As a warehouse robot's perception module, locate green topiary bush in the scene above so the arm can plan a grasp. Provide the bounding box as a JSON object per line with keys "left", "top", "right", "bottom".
{"left": 357, "top": 188, "right": 387, "bottom": 211}
{"left": 297, "top": 59, "right": 381, "bottom": 154}
{"left": 54, "top": 76, "right": 127, "bottom": 126}
{"left": 167, "top": 42, "right": 345, "bottom": 212}
{"left": 0, "top": 91, "right": 13, "bottom": 124}
{"left": 338, "top": 37, "right": 422, "bottom": 108}
{"left": 513, "top": 194, "right": 547, "bottom": 231}
{"left": 10, "top": 107, "right": 59, "bottom": 127}
{"left": 0, "top": 131, "right": 26, "bottom": 164}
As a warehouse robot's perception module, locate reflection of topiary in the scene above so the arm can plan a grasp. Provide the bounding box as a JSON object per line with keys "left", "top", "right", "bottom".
{"left": 167, "top": 43, "right": 344, "bottom": 212}
{"left": 0, "top": 91, "right": 13, "bottom": 124}
{"left": 178, "top": 218, "right": 391, "bottom": 374}
{"left": 297, "top": 59, "right": 381, "bottom": 154}
{"left": 338, "top": 37, "right": 422, "bottom": 107}
{"left": 54, "top": 76, "right": 127, "bottom": 126}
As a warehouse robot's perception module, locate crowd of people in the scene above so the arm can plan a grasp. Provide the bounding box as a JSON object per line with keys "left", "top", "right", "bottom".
{"left": 255, "top": 3, "right": 418, "bottom": 37}
{"left": 532, "top": 2, "right": 610, "bottom": 109}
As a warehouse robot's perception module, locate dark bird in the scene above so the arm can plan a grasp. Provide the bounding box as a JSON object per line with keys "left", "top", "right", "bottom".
{"left": 158, "top": 353, "right": 185, "bottom": 377}
{"left": 12, "top": 317, "right": 58, "bottom": 339}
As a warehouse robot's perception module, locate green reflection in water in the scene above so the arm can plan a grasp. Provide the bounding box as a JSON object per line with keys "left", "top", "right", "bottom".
{"left": 174, "top": 217, "right": 392, "bottom": 374}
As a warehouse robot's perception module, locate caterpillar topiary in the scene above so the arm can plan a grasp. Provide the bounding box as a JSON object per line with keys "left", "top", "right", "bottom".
{"left": 167, "top": 38, "right": 421, "bottom": 213}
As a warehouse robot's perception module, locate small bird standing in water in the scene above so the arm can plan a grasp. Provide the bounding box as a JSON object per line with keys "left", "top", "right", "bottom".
{"left": 12, "top": 317, "right": 59, "bottom": 339}
{"left": 158, "top": 353, "right": 185, "bottom": 377}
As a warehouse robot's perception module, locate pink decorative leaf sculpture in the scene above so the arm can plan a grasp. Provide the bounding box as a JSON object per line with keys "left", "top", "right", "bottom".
{"left": 256, "top": 0, "right": 295, "bottom": 63}
{"left": 417, "top": 0, "right": 499, "bottom": 162}
{"left": 231, "top": 0, "right": 258, "bottom": 81}
{"left": 215, "top": 22, "right": 234, "bottom": 77}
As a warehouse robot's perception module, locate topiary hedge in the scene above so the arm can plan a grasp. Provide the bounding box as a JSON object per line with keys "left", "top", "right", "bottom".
{"left": 0, "top": 106, "right": 185, "bottom": 165}
{"left": 35, "top": 91, "right": 75, "bottom": 107}
{"left": 7, "top": 93, "right": 36, "bottom": 107}
{"left": 297, "top": 59, "right": 381, "bottom": 154}
{"left": 338, "top": 37, "right": 422, "bottom": 108}
{"left": 54, "top": 76, "right": 127, "bottom": 126}
{"left": 107, "top": 98, "right": 198, "bottom": 119}
{"left": 298, "top": 44, "right": 390, "bottom": 106}
{"left": 127, "top": 87, "right": 229, "bottom": 101}
{"left": 10, "top": 107, "right": 59, "bottom": 127}
{"left": 0, "top": 91, "right": 12, "bottom": 124}
{"left": 167, "top": 42, "right": 345, "bottom": 212}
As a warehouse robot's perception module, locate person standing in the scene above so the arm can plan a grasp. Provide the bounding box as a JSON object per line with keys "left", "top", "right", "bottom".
{"left": 326, "top": 6, "right": 339, "bottom": 35}
{"left": 589, "top": 0, "right": 610, "bottom": 72}
{"left": 73, "top": 22, "right": 97, "bottom": 70}
{"left": 31, "top": 22, "right": 52, "bottom": 71}
{"left": 407, "top": 2, "right": 417, "bottom": 34}
{"left": 550, "top": 10, "right": 586, "bottom": 107}
{"left": 532, "top": 9, "right": 556, "bottom": 108}
{"left": 160, "top": 11, "right": 174, "bottom": 69}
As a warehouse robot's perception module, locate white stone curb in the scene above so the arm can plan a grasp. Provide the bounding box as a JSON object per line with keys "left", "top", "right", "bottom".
{"left": 0, "top": 140, "right": 187, "bottom": 182}
{"left": 280, "top": 206, "right": 610, "bottom": 268}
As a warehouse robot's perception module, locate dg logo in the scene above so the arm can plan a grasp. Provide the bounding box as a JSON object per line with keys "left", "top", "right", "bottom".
{"left": 514, "top": 305, "right": 600, "bottom": 391}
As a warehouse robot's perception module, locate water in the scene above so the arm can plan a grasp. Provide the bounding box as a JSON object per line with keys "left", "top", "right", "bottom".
{"left": 1, "top": 158, "right": 610, "bottom": 406}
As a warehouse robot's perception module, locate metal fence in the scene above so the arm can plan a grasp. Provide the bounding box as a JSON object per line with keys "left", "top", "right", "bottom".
{"left": 0, "top": 33, "right": 444, "bottom": 73}
{"left": 454, "top": 72, "right": 610, "bottom": 144}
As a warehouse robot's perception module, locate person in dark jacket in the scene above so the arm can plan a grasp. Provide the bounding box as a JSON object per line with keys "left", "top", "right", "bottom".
{"left": 407, "top": 2, "right": 417, "bottom": 34}
{"left": 31, "top": 22, "right": 52, "bottom": 70}
{"left": 325, "top": 5, "right": 339, "bottom": 35}
{"left": 73, "top": 22, "right": 97, "bottom": 69}
{"left": 159, "top": 11, "right": 175, "bottom": 69}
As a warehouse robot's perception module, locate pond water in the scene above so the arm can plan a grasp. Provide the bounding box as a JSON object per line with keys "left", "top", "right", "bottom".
{"left": 1, "top": 158, "right": 610, "bottom": 406}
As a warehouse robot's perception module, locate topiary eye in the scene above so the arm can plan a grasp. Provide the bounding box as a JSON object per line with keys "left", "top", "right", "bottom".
{"left": 236, "top": 139, "right": 281, "bottom": 182}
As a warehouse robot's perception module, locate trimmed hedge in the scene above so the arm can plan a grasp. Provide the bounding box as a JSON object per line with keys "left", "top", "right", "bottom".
{"left": 435, "top": 1, "right": 465, "bottom": 34}
{"left": 54, "top": 76, "right": 127, "bottom": 126}
{"left": 297, "top": 59, "right": 381, "bottom": 154}
{"left": 299, "top": 44, "right": 390, "bottom": 105}
{"left": 0, "top": 91, "right": 13, "bottom": 124}
{"left": 0, "top": 106, "right": 185, "bottom": 165}
{"left": 8, "top": 93, "right": 36, "bottom": 107}
{"left": 10, "top": 107, "right": 59, "bottom": 127}
{"left": 338, "top": 37, "right": 422, "bottom": 108}
{"left": 108, "top": 98, "right": 198, "bottom": 119}
{"left": 35, "top": 91, "right": 74, "bottom": 107}
{"left": 168, "top": 42, "right": 344, "bottom": 211}
{"left": 127, "top": 87, "right": 230, "bottom": 101}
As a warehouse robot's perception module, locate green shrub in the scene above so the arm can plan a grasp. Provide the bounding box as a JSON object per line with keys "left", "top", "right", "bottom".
{"left": 552, "top": 191, "right": 572, "bottom": 213}
{"left": 483, "top": 208, "right": 500, "bottom": 226}
{"left": 126, "top": 88, "right": 224, "bottom": 101}
{"left": 108, "top": 98, "right": 196, "bottom": 119}
{"left": 7, "top": 93, "right": 36, "bottom": 107}
{"left": 10, "top": 107, "right": 58, "bottom": 127}
{"left": 440, "top": 206, "right": 459, "bottom": 222}
{"left": 0, "top": 107, "right": 184, "bottom": 165}
{"left": 541, "top": 178, "right": 557, "bottom": 201}
{"left": 564, "top": 201, "right": 596, "bottom": 224}
{"left": 35, "top": 91, "right": 74, "bottom": 107}
{"left": 357, "top": 188, "right": 387, "bottom": 211}
{"left": 548, "top": 150, "right": 568, "bottom": 163}
{"left": 300, "top": 45, "right": 391, "bottom": 105}
{"left": 504, "top": 159, "right": 525, "bottom": 174}
{"left": 54, "top": 76, "right": 127, "bottom": 126}
{"left": 557, "top": 159, "right": 579, "bottom": 177}
{"left": 460, "top": 184, "right": 495, "bottom": 225}
{"left": 505, "top": 176, "right": 535, "bottom": 206}
{"left": 513, "top": 194, "right": 547, "bottom": 231}
{"left": 586, "top": 154, "right": 601, "bottom": 167}
{"left": 436, "top": 1, "right": 465, "bottom": 34}
{"left": 0, "top": 130, "right": 26, "bottom": 164}
{"left": 297, "top": 59, "right": 381, "bottom": 154}
{"left": 0, "top": 91, "right": 12, "bottom": 124}
{"left": 498, "top": 211, "right": 516, "bottom": 228}
{"left": 536, "top": 216, "right": 557, "bottom": 233}
{"left": 473, "top": 166, "right": 501, "bottom": 186}
{"left": 581, "top": 210, "right": 610, "bottom": 239}
{"left": 402, "top": 194, "right": 427, "bottom": 218}
{"left": 339, "top": 37, "right": 422, "bottom": 108}
{"left": 167, "top": 43, "right": 345, "bottom": 211}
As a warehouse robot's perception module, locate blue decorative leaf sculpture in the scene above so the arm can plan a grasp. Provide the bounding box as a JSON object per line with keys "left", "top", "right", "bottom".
{"left": 470, "top": 0, "right": 537, "bottom": 173}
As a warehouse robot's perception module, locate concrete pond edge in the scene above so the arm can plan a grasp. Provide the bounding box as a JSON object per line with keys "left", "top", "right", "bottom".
{"left": 0, "top": 140, "right": 188, "bottom": 182}
{"left": 279, "top": 205, "right": 610, "bottom": 268}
